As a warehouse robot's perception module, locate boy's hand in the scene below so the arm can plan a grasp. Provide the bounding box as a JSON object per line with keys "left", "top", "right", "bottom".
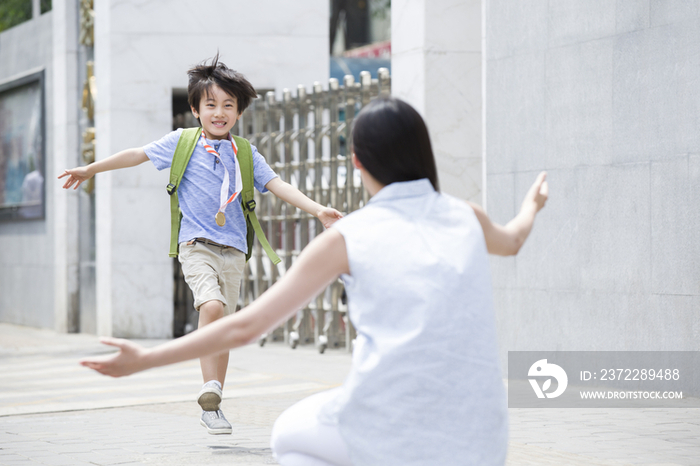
{"left": 521, "top": 171, "right": 548, "bottom": 213}
{"left": 57, "top": 148, "right": 148, "bottom": 189}
{"left": 317, "top": 207, "right": 343, "bottom": 228}
{"left": 264, "top": 178, "right": 344, "bottom": 227}
{"left": 58, "top": 167, "right": 93, "bottom": 190}
{"left": 80, "top": 337, "right": 149, "bottom": 377}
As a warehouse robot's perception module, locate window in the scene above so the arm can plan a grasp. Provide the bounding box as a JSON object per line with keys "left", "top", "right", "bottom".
{"left": 0, "top": 0, "right": 31, "bottom": 33}
{"left": 0, "top": 70, "right": 45, "bottom": 221}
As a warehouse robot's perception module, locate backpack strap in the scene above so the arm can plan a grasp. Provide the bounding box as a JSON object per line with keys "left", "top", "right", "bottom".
{"left": 232, "top": 135, "right": 281, "bottom": 265}
{"left": 167, "top": 127, "right": 201, "bottom": 257}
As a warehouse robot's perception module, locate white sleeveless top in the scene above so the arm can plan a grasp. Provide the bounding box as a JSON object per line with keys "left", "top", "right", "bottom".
{"left": 323, "top": 179, "right": 508, "bottom": 466}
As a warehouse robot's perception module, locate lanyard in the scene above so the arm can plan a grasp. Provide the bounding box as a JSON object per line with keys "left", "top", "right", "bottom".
{"left": 199, "top": 131, "right": 243, "bottom": 225}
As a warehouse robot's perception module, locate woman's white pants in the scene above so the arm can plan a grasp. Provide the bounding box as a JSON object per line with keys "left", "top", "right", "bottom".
{"left": 271, "top": 388, "right": 353, "bottom": 466}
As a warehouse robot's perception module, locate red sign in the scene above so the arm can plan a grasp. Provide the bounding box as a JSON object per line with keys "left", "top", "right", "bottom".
{"left": 343, "top": 41, "right": 391, "bottom": 59}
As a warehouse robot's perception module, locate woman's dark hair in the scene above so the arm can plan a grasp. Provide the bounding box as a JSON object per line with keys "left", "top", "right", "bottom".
{"left": 352, "top": 97, "right": 439, "bottom": 191}
{"left": 187, "top": 53, "right": 257, "bottom": 114}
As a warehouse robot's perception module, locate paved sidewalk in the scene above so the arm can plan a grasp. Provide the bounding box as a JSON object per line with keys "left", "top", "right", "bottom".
{"left": 1, "top": 324, "right": 699, "bottom": 465}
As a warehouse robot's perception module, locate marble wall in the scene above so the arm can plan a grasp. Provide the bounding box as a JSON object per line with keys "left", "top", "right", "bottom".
{"left": 0, "top": 11, "right": 61, "bottom": 329}
{"left": 52, "top": 0, "right": 81, "bottom": 334}
{"left": 485, "top": 1, "right": 700, "bottom": 359}
{"left": 94, "top": 0, "right": 329, "bottom": 337}
{"left": 391, "top": 0, "right": 483, "bottom": 203}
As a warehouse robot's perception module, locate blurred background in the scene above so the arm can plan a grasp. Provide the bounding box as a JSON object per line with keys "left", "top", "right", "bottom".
{"left": 0, "top": 1, "right": 697, "bottom": 369}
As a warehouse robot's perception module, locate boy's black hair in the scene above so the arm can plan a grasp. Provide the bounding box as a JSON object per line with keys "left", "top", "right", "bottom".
{"left": 352, "top": 97, "right": 440, "bottom": 191}
{"left": 187, "top": 53, "right": 257, "bottom": 115}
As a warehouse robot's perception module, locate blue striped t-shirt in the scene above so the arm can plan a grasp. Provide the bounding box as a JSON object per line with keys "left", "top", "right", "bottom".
{"left": 144, "top": 129, "right": 278, "bottom": 253}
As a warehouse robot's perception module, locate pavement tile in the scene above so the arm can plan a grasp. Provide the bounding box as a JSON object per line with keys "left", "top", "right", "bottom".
{"left": 0, "top": 441, "right": 51, "bottom": 451}
{"left": 14, "top": 447, "right": 61, "bottom": 457}
{"left": 102, "top": 464, "right": 152, "bottom": 466}
{"left": 507, "top": 442, "right": 637, "bottom": 466}
{"left": 0, "top": 454, "right": 32, "bottom": 461}
{"left": 90, "top": 446, "right": 140, "bottom": 454}
{"left": 32, "top": 455, "right": 94, "bottom": 466}
{"left": 641, "top": 463, "right": 688, "bottom": 466}
{"left": 4, "top": 324, "right": 700, "bottom": 465}
{"left": 0, "top": 433, "right": 24, "bottom": 442}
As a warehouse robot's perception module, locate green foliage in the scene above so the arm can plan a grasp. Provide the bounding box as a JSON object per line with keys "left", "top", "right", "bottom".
{"left": 0, "top": 0, "right": 32, "bottom": 33}
{"left": 370, "top": 0, "right": 390, "bottom": 19}
{"left": 40, "top": 0, "right": 52, "bottom": 14}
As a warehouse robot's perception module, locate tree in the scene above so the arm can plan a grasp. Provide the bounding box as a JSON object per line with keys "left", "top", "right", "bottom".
{"left": 0, "top": 0, "right": 32, "bottom": 34}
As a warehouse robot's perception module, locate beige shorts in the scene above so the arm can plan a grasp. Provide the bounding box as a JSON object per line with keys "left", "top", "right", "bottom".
{"left": 178, "top": 240, "right": 246, "bottom": 315}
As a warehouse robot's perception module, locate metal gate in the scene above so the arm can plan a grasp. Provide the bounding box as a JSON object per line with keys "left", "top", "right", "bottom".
{"left": 235, "top": 69, "right": 391, "bottom": 353}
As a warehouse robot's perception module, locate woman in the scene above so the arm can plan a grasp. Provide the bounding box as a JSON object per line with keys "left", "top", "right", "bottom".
{"left": 82, "top": 97, "right": 548, "bottom": 465}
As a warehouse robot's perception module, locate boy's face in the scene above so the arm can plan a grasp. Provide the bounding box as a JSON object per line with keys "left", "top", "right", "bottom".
{"left": 191, "top": 84, "right": 242, "bottom": 140}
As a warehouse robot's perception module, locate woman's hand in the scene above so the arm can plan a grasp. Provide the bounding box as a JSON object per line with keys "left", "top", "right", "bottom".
{"left": 469, "top": 171, "right": 549, "bottom": 256}
{"left": 521, "top": 171, "right": 548, "bottom": 214}
{"left": 80, "top": 337, "right": 150, "bottom": 377}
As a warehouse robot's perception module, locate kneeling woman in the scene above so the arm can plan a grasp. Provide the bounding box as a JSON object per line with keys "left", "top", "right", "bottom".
{"left": 81, "top": 97, "right": 548, "bottom": 466}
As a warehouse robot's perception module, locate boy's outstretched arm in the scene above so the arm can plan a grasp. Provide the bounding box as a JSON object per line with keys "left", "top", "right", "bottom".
{"left": 469, "top": 171, "right": 548, "bottom": 256}
{"left": 265, "top": 177, "right": 343, "bottom": 228}
{"left": 58, "top": 147, "right": 149, "bottom": 190}
{"left": 80, "top": 228, "right": 349, "bottom": 377}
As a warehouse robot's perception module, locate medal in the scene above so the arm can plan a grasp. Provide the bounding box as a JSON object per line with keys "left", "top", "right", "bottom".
{"left": 215, "top": 211, "right": 226, "bottom": 227}
{"left": 199, "top": 131, "right": 243, "bottom": 228}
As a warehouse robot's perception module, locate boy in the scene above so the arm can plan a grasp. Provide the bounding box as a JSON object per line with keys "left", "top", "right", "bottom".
{"left": 59, "top": 55, "right": 343, "bottom": 435}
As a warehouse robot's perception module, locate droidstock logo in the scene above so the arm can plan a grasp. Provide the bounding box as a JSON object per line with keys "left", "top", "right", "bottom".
{"left": 528, "top": 359, "right": 568, "bottom": 399}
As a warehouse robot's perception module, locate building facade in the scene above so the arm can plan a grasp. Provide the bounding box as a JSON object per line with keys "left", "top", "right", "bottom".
{"left": 3, "top": 0, "right": 697, "bottom": 356}
{"left": 483, "top": 1, "right": 700, "bottom": 356}
{"left": 0, "top": 0, "right": 329, "bottom": 337}
{"left": 390, "top": 0, "right": 699, "bottom": 357}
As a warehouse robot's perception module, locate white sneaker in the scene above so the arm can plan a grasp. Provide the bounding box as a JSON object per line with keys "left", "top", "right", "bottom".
{"left": 200, "top": 409, "right": 232, "bottom": 435}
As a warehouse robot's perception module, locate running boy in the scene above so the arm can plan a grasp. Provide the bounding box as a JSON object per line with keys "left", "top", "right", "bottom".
{"left": 59, "top": 55, "right": 343, "bottom": 435}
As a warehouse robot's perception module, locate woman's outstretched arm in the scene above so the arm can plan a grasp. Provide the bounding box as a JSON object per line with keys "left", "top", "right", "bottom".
{"left": 469, "top": 171, "right": 548, "bottom": 256}
{"left": 80, "top": 229, "right": 350, "bottom": 377}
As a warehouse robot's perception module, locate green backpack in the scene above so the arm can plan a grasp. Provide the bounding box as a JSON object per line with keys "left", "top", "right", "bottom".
{"left": 166, "top": 127, "right": 281, "bottom": 264}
